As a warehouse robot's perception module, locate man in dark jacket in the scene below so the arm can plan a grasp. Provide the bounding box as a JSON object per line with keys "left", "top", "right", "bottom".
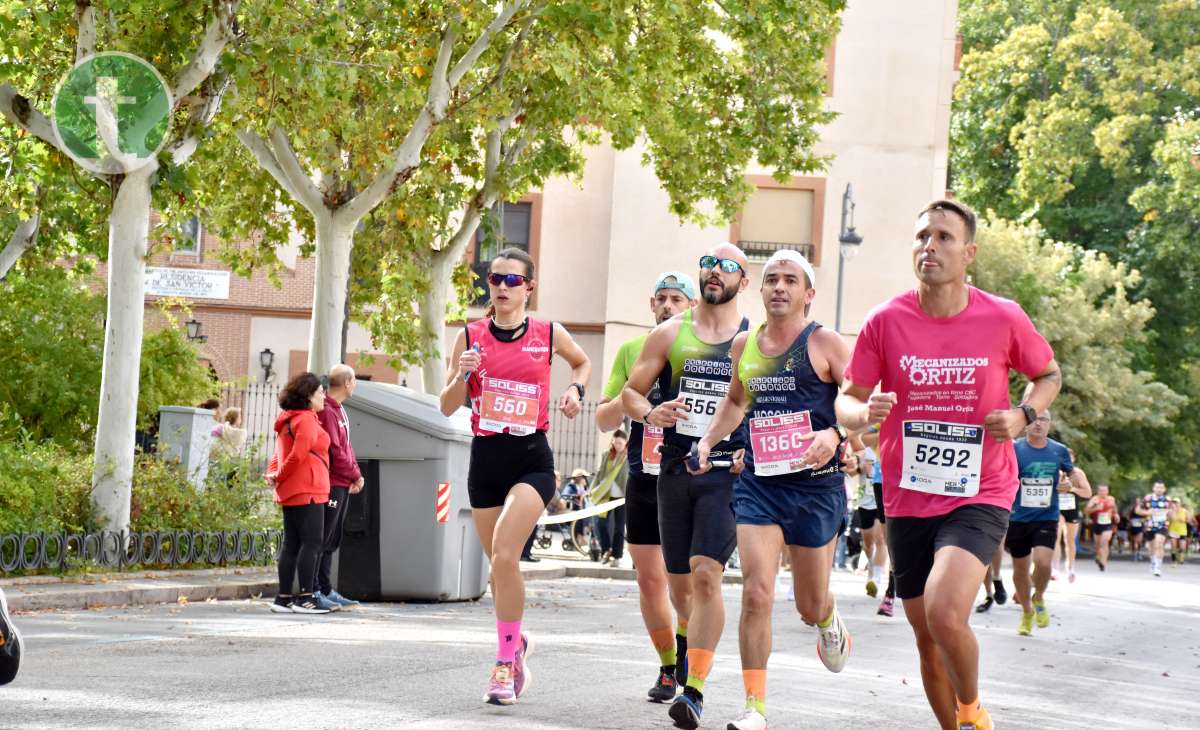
{"left": 316, "top": 364, "right": 365, "bottom": 608}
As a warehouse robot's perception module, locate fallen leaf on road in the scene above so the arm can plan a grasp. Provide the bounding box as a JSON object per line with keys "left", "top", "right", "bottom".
{"left": 1162, "top": 672, "right": 1170, "bottom": 677}
{"left": 177, "top": 596, "right": 188, "bottom": 606}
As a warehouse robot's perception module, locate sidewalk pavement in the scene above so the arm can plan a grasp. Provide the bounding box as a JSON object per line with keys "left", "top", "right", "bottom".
{"left": 1, "top": 556, "right": 726, "bottom": 613}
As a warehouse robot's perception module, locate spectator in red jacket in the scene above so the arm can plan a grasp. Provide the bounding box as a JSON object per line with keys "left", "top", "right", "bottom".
{"left": 315, "top": 364, "right": 365, "bottom": 608}
{"left": 266, "top": 372, "right": 332, "bottom": 615}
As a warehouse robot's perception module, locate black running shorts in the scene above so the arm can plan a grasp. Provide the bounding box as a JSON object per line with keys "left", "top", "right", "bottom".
{"left": 625, "top": 470, "right": 661, "bottom": 546}
{"left": 467, "top": 432, "right": 557, "bottom": 509}
{"left": 887, "top": 504, "right": 1009, "bottom": 600}
{"left": 657, "top": 464, "right": 737, "bottom": 575}
{"left": 857, "top": 507, "right": 880, "bottom": 531}
{"left": 1060, "top": 508, "right": 1081, "bottom": 525}
{"left": 1004, "top": 520, "right": 1058, "bottom": 559}
{"left": 873, "top": 483, "right": 885, "bottom": 525}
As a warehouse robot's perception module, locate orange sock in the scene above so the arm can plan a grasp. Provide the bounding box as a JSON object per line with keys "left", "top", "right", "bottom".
{"left": 649, "top": 627, "right": 676, "bottom": 666}
{"left": 742, "top": 669, "right": 767, "bottom": 713}
{"left": 957, "top": 697, "right": 981, "bottom": 721}
{"left": 685, "top": 648, "right": 714, "bottom": 692}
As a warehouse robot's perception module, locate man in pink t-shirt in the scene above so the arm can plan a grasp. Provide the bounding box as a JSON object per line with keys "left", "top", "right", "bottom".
{"left": 836, "top": 199, "right": 1060, "bottom": 730}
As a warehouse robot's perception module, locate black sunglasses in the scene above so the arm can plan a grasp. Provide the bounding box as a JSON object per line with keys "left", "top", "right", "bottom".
{"left": 487, "top": 273, "right": 530, "bottom": 287}
{"left": 699, "top": 255, "right": 744, "bottom": 275}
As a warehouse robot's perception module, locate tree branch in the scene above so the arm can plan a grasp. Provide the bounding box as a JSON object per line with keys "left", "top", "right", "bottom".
{"left": 0, "top": 212, "right": 40, "bottom": 279}
{"left": 172, "top": 0, "right": 240, "bottom": 103}
{"left": 447, "top": 1, "right": 531, "bottom": 89}
{"left": 452, "top": 6, "right": 539, "bottom": 115}
{"left": 268, "top": 125, "right": 325, "bottom": 213}
{"left": 341, "top": 4, "right": 529, "bottom": 223}
{"left": 0, "top": 85, "right": 67, "bottom": 154}
{"left": 168, "top": 74, "right": 232, "bottom": 165}
{"left": 75, "top": 1, "right": 96, "bottom": 62}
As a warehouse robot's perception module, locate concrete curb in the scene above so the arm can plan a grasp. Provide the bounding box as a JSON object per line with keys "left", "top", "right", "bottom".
{"left": 4, "top": 561, "right": 745, "bottom": 612}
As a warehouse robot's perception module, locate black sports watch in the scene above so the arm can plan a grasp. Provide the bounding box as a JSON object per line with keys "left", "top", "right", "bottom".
{"left": 569, "top": 382, "right": 586, "bottom": 399}
{"left": 832, "top": 424, "right": 848, "bottom": 440}
{"left": 1019, "top": 403, "right": 1037, "bottom": 425}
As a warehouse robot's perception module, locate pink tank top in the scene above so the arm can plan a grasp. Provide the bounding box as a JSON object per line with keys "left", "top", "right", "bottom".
{"left": 466, "top": 318, "right": 553, "bottom": 437}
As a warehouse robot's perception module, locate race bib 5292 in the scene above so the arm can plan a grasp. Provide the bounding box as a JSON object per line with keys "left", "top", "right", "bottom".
{"left": 900, "top": 420, "right": 984, "bottom": 498}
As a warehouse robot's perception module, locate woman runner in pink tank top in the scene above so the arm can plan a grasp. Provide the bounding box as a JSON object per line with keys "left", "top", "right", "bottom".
{"left": 439, "top": 247, "right": 591, "bottom": 707}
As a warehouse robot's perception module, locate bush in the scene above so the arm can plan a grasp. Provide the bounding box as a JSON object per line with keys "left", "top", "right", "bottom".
{"left": 0, "top": 440, "right": 94, "bottom": 535}
{"left": 0, "top": 440, "right": 280, "bottom": 537}
{"left": 0, "top": 267, "right": 219, "bottom": 446}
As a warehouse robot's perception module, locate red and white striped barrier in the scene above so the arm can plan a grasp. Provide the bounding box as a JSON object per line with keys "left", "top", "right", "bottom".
{"left": 436, "top": 482, "right": 451, "bottom": 524}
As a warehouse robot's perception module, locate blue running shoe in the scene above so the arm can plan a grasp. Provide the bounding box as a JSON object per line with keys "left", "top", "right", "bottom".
{"left": 669, "top": 686, "right": 703, "bottom": 729}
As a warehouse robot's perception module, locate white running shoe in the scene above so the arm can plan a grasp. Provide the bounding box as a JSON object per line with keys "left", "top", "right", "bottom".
{"left": 727, "top": 706, "right": 768, "bottom": 730}
{"left": 816, "top": 606, "right": 851, "bottom": 673}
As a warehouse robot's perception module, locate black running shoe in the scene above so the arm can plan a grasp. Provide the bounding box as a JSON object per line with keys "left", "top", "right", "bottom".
{"left": 0, "top": 588, "right": 22, "bottom": 685}
{"left": 975, "top": 597, "right": 994, "bottom": 614}
{"left": 674, "top": 634, "right": 688, "bottom": 686}
{"left": 668, "top": 686, "right": 703, "bottom": 729}
{"left": 993, "top": 580, "right": 1007, "bottom": 605}
{"left": 648, "top": 667, "right": 678, "bottom": 702}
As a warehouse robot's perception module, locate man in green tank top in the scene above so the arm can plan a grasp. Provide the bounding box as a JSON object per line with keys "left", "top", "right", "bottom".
{"left": 596, "top": 271, "right": 697, "bottom": 703}
{"left": 622, "top": 243, "right": 751, "bottom": 729}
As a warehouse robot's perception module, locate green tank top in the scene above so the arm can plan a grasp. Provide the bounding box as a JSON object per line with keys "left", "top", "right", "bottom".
{"left": 657, "top": 309, "right": 749, "bottom": 456}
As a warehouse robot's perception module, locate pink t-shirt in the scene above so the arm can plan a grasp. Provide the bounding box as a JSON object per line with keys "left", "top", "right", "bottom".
{"left": 844, "top": 287, "right": 1054, "bottom": 519}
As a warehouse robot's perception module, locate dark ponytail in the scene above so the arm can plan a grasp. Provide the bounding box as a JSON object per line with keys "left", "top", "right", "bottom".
{"left": 484, "top": 247, "right": 536, "bottom": 317}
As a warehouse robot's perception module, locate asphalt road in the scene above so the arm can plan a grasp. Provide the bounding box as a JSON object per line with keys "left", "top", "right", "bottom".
{"left": 3, "top": 558, "right": 1198, "bottom": 729}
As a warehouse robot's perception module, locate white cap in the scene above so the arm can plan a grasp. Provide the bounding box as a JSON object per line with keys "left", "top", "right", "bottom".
{"left": 763, "top": 249, "right": 816, "bottom": 288}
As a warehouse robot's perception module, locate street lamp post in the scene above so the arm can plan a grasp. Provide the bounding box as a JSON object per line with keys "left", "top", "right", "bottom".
{"left": 836, "top": 183, "right": 864, "bottom": 333}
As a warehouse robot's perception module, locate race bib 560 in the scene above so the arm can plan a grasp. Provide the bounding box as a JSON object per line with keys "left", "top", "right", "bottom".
{"left": 479, "top": 377, "right": 539, "bottom": 435}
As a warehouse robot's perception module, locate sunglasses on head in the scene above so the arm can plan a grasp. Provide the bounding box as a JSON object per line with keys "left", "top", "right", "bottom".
{"left": 699, "top": 255, "right": 744, "bottom": 274}
{"left": 487, "top": 272, "right": 530, "bottom": 287}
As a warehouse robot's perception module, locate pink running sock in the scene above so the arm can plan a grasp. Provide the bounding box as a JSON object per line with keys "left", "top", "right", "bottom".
{"left": 496, "top": 620, "right": 522, "bottom": 662}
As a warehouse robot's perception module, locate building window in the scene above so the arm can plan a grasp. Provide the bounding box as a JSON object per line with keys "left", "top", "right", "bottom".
{"left": 729, "top": 175, "right": 827, "bottom": 265}
{"left": 472, "top": 201, "right": 534, "bottom": 306}
{"left": 174, "top": 216, "right": 202, "bottom": 257}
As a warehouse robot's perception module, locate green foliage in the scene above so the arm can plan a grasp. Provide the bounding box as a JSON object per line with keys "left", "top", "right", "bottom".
{"left": 0, "top": 267, "right": 216, "bottom": 445}
{"left": 0, "top": 440, "right": 93, "bottom": 535}
{"left": 970, "top": 218, "right": 1185, "bottom": 484}
{"left": 0, "top": 438, "right": 278, "bottom": 539}
{"left": 201, "top": 0, "right": 846, "bottom": 370}
{"left": 138, "top": 304, "right": 219, "bottom": 430}
{"left": 953, "top": 0, "right": 1200, "bottom": 487}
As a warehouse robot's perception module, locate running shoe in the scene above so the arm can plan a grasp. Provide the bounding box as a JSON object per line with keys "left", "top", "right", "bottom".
{"left": 0, "top": 587, "right": 22, "bottom": 685}
{"left": 675, "top": 634, "right": 688, "bottom": 686}
{"left": 513, "top": 633, "right": 534, "bottom": 699}
{"left": 1068, "top": 570, "right": 1076, "bottom": 584}
{"left": 865, "top": 578, "right": 878, "bottom": 598}
{"left": 648, "top": 667, "right": 678, "bottom": 703}
{"left": 325, "top": 590, "right": 359, "bottom": 608}
{"left": 484, "top": 661, "right": 516, "bottom": 705}
{"left": 1017, "top": 611, "right": 1033, "bottom": 636}
{"left": 1033, "top": 597, "right": 1049, "bottom": 628}
{"left": 312, "top": 593, "right": 341, "bottom": 612}
{"left": 1153, "top": 564, "right": 1162, "bottom": 577}
{"left": 816, "top": 607, "right": 850, "bottom": 673}
{"left": 727, "top": 705, "right": 767, "bottom": 730}
{"left": 290, "top": 595, "right": 332, "bottom": 614}
{"left": 957, "top": 705, "right": 993, "bottom": 730}
{"left": 993, "top": 581, "right": 1007, "bottom": 605}
{"left": 975, "top": 597, "right": 994, "bottom": 614}
{"left": 1095, "top": 557, "right": 1104, "bottom": 571}
{"left": 877, "top": 595, "right": 894, "bottom": 617}
{"left": 269, "top": 596, "right": 294, "bottom": 613}
{"left": 669, "top": 686, "right": 704, "bottom": 729}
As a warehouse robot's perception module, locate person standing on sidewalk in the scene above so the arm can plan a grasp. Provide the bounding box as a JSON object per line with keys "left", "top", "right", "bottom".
{"left": 591, "top": 430, "right": 630, "bottom": 566}
{"left": 267, "top": 372, "right": 332, "bottom": 615}
{"left": 315, "top": 364, "right": 364, "bottom": 610}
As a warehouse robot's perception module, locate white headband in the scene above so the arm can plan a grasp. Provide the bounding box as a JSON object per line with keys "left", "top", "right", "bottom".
{"left": 763, "top": 249, "right": 816, "bottom": 288}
